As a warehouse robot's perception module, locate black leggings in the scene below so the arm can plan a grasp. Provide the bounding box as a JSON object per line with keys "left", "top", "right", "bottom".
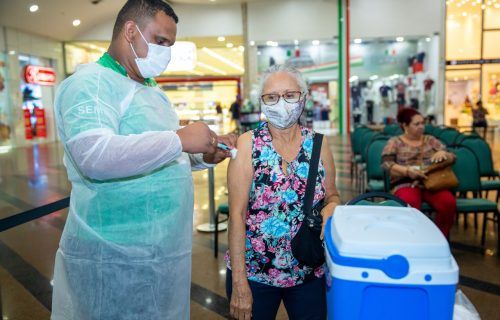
{"left": 226, "top": 269, "right": 327, "bottom": 320}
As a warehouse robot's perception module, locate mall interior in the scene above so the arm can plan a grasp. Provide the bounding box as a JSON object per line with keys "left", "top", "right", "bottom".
{"left": 0, "top": 0, "right": 499, "bottom": 319}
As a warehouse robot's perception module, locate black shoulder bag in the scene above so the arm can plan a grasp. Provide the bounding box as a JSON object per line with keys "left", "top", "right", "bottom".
{"left": 291, "top": 133, "right": 325, "bottom": 268}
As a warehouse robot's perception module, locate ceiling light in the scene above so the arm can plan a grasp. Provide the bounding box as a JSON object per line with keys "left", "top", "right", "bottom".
{"left": 201, "top": 47, "right": 244, "bottom": 72}
{"left": 226, "top": 43, "right": 234, "bottom": 48}
{"left": 29, "top": 4, "right": 39, "bottom": 12}
{"left": 354, "top": 38, "right": 362, "bottom": 44}
{"left": 72, "top": 19, "right": 81, "bottom": 27}
{"left": 209, "top": 0, "right": 216, "bottom": 2}
{"left": 426, "top": 37, "right": 431, "bottom": 42}
{"left": 8, "top": 50, "right": 16, "bottom": 55}
{"left": 294, "top": 39, "right": 299, "bottom": 45}
{"left": 238, "top": 45, "right": 245, "bottom": 52}
{"left": 197, "top": 61, "right": 227, "bottom": 75}
{"left": 217, "top": 36, "right": 225, "bottom": 42}
{"left": 249, "top": 41, "right": 255, "bottom": 46}
{"left": 396, "top": 37, "right": 404, "bottom": 42}
{"left": 266, "top": 41, "right": 278, "bottom": 47}
{"left": 312, "top": 40, "right": 320, "bottom": 46}
{"left": 369, "top": 75, "right": 379, "bottom": 80}
{"left": 349, "top": 76, "right": 359, "bottom": 82}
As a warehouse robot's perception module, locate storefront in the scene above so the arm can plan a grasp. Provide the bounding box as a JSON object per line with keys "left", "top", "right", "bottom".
{"left": 0, "top": 26, "right": 63, "bottom": 149}
{"left": 445, "top": 0, "right": 500, "bottom": 127}
{"left": 64, "top": 36, "right": 244, "bottom": 133}
{"left": 255, "top": 35, "right": 439, "bottom": 131}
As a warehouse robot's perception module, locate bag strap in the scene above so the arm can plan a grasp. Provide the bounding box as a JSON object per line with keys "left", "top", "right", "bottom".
{"left": 303, "top": 133, "right": 324, "bottom": 216}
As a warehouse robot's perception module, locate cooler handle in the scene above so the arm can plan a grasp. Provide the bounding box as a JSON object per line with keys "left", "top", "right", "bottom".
{"left": 324, "top": 217, "right": 409, "bottom": 280}
{"left": 346, "top": 192, "right": 408, "bottom": 207}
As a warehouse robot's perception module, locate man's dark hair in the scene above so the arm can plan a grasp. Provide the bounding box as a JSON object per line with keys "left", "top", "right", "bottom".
{"left": 112, "top": 0, "right": 178, "bottom": 39}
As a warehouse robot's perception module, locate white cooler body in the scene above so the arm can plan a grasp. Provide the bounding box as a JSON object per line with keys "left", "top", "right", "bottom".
{"left": 324, "top": 205, "right": 459, "bottom": 320}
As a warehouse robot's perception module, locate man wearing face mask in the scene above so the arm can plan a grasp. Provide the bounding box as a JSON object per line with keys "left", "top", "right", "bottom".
{"left": 51, "top": 1, "right": 236, "bottom": 319}
{"left": 226, "top": 64, "right": 341, "bottom": 320}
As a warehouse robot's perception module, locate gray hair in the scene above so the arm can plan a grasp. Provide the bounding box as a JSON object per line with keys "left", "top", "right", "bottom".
{"left": 257, "top": 64, "right": 309, "bottom": 102}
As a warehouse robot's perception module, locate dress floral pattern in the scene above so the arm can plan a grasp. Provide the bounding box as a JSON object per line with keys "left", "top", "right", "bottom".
{"left": 226, "top": 122, "right": 326, "bottom": 287}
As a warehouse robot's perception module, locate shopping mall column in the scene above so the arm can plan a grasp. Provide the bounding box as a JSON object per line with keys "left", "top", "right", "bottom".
{"left": 338, "top": 0, "right": 351, "bottom": 134}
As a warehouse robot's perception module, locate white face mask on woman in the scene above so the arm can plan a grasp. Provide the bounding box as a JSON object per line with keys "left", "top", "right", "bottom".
{"left": 130, "top": 25, "right": 171, "bottom": 78}
{"left": 262, "top": 99, "right": 304, "bottom": 130}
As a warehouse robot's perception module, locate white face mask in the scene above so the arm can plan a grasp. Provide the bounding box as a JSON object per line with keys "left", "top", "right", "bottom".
{"left": 130, "top": 25, "right": 171, "bottom": 78}
{"left": 261, "top": 99, "right": 304, "bottom": 130}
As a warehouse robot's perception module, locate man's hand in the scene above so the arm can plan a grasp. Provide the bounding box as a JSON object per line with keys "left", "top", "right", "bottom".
{"left": 203, "top": 133, "right": 239, "bottom": 164}
{"left": 176, "top": 122, "right": 217, "bottom": 154}
{"left": 218, "top": 133, "right": 238, "bottom": 149}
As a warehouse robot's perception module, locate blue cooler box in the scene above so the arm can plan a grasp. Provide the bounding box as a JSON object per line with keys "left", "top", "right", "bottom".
{"left": 324, "top": 205, "right": 459, "bottom": 320}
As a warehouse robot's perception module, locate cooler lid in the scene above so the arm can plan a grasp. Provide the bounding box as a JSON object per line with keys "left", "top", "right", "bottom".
{"left": 328, "top": 205, "right": 451, "bottom": 260}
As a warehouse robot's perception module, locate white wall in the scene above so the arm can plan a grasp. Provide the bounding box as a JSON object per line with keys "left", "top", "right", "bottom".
{"left": 247, "top": 0, "right": 337, "bottom": 42}
{"left": 75, "top": 0, "right": 443, "bottom": 42}
{"left": 350, "top": 0, "right": 442, "bottom": 39}
{"left": 76, "top": 3, "right": 243, "bottom": 41}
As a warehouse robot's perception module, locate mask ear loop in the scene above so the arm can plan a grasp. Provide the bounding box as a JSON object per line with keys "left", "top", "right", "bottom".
{"left": 130, "top": 24, "right": 148, "bottom": 59}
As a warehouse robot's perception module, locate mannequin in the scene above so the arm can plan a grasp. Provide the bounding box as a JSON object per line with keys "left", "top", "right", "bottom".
{"left": 362, "top": 80, "right": 377, "bottom": 124}
{"left": 379, "top": 81, "right": 392, "bottom": 108}
{"left": 394, "top": 77, "right": 406, "bottom": 109}
{"left": 423, "top": 74, "right": 434, "bottom": 112}
{"left": 408, "top": 81, "right": 421, "bottom": 110}
{"left": 351, "top": 79, "right": 362, "bottom": 112}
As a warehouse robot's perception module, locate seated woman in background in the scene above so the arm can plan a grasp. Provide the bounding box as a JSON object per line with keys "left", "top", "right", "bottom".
{"left": 381, "top": 108, "right": 456, "bottom": 238}
{"left": 225, "top": 64, "right": 341, "bottom": 320}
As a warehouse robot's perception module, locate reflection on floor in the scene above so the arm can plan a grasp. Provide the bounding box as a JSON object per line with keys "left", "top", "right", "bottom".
{"left": 0, "top": 133, "right": 499, "bottom": 319}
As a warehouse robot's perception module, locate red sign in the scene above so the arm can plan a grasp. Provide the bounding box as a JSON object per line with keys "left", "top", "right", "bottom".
{"left": 34, "top": 108, "right": 47, "bottom": 138}
{"left": 23, "top": 108, "right": 47, "bottom": 139}
{"left": 23, "top": 109, "right": 33, "bottom": 140}
{"left": 24, "top": 65, "right": 56, "bottom": 86}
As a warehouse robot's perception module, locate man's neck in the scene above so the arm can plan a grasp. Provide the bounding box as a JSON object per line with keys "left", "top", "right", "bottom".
{"left": 108, "top": 44, "right": 145, "bottom": 84}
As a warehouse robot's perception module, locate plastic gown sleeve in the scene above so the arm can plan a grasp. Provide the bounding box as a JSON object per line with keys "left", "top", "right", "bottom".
{"left": 189, "top": 153, "right": 215, "bottom": 171}
{"left": 66, "top": 129, "right": 183, "bottom": 180}
{"left": 58, "top": 70, "right": 183, "bottom": 181}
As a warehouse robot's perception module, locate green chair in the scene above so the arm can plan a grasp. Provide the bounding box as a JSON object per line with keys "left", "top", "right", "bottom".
{"left": 357, "top": 131, "right": 385, "bottom": 192}
{"left": 437, "top": 128, "right": 461, "bottom": 146}
{"left": 460, "top": 136, "right": 500, "bottom": 203}
{"left": 350, "top": 126, "right": 371, "bottom": 181}
{"left": 449, "top": 146, "right": 499, "bottom": 251}
{"left": 424, "top": 124, "right": 435, "bottom": 135}
{"left": 383, "top": 124, "right": 403, "bottom": 136}
{"left": 365, "top": 137, "right": 389, "bottom": 193}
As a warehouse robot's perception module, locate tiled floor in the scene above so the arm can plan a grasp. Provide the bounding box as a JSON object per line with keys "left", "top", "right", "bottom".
{"left": 0, "top": 132, "right": 499, "bottom": 319}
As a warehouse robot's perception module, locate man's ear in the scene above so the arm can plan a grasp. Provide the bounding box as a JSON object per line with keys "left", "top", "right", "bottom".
{"left": 123, "top": 21, "right": 136, "bottom": 43}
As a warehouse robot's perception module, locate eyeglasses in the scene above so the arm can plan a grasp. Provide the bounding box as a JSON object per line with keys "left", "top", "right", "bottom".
{"left": 261, "top": 91, "right": 303, "bottom": 106}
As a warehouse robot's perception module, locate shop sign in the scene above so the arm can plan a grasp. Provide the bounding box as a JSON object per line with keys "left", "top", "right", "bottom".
{"left": 447, "top": 59, "right": 500, "bottom": 65}
{"left": 24, "top": 65, "right": 56, "bottom": 86}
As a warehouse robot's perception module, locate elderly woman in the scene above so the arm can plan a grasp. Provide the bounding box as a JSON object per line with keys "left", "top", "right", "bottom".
{"left": 225, "top": 64, "right": 341, "bottom": 320}
{"left": 382, "top": 108, "right": 456, "bottom": 238}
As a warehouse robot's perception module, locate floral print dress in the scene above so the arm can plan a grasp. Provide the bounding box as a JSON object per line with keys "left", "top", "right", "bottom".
{"left": 226, "top": 122, "right": 326, "bottom": 288}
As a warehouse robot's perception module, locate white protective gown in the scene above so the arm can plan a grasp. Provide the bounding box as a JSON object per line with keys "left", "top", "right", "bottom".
{"left": 51, "top": 62, "right": 209, "bottom": 319}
